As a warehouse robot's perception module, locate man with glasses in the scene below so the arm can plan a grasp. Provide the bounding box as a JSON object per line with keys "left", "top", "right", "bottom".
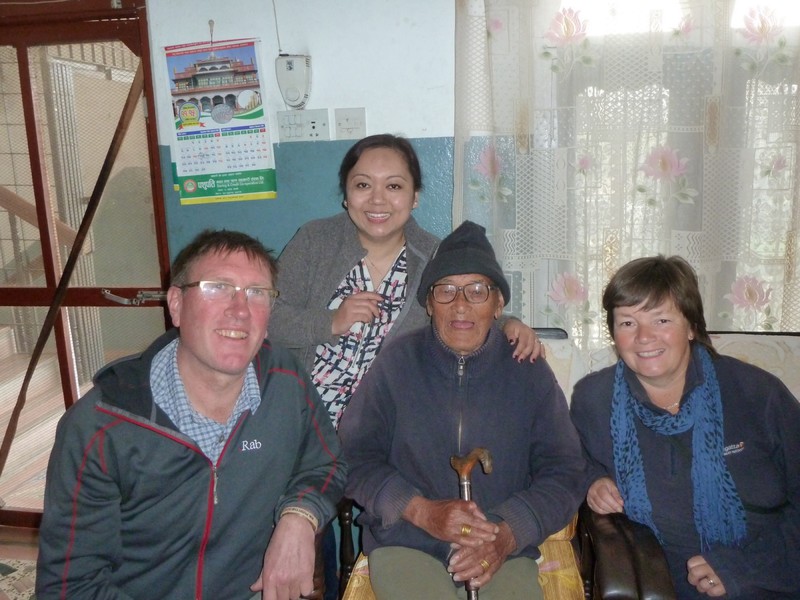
{"left": 37, "top": 229, "right": 346, "bottom": 600}
{"left": 339, "top": 221, "right": 585, "bottom": 600}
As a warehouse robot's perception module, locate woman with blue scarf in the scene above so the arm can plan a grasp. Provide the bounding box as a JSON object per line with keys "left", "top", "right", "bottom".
{"left": 570, "top": 255, "right": 800, "bottom": 599}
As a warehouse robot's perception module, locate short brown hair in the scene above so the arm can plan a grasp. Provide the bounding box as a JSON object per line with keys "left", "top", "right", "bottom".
{"left": 602, "top": 255, "right": 715, "bottom": 354}
{"left": 170, "top": 229, "right": 277, "bottom": 288}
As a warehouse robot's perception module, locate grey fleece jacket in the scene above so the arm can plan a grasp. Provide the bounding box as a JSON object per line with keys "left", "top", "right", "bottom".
{"left": 269, "top": 211, "right": 439, "bottom": 375}
{"left": 36, "top": 329, "right": 346, "bottom": 600}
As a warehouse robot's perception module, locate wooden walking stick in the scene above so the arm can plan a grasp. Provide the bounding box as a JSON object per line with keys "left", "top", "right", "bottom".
{"left": 451, "top": 448, "right": 493, "bottom": 600}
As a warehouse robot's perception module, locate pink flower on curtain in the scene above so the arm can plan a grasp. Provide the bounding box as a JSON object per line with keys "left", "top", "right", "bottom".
{"left": 735, "top": 7, "right": 790, "bottom": 77}
{"left": 548, "top": 273, "right": 588, "bottom": 307}
{"left": 760, "top": 152, "right": 788, "bottom": 178}
{"left": 637, "top": 145, "right": 697, "bottom": 203}
{"left": 576, "top": 153, "right": 593, "bottom": 175}
{"left": 771, "top": 153, "right": 787, "bottom": 171}
{"left": 544, "top": 8, "right": 587, "bottom": 47}
{"left": 641, "top": 145, "right": 689, "bottom": 182}
{"left": 725, "top": 275, "right": 772, "bottom": 310}
{"left": 672, "top": 14, "right": 695, "bottom": 39}
{"left": 541, "top": 8, "right": 594, "bottom": 77}
{"left": 488, "top": 17, "right": 504, "bottom": 34}
{"left": 770, "top": 153, "right": 787, "bottom": 175}
{"left": 469, "top": 144, "right": 512, "bottom": 203}
{"left": 475, "top": 145, "right": 502, "bottom": 180}
{"left": 742, "top": 6, "right": 783, "bottom": 46}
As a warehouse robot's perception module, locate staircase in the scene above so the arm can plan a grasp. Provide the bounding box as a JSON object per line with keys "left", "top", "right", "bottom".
{"left": 0, "top": 326, "right": 66, "bottom": 511}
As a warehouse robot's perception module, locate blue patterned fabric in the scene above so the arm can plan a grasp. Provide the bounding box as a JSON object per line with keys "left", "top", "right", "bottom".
{"left": 610, "top": 346, "right": 746, "bottom": 550}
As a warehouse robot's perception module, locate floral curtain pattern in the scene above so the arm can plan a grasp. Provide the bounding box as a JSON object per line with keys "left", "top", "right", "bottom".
{"left": 454, "top": 0, "right": 800, "bottom": 348}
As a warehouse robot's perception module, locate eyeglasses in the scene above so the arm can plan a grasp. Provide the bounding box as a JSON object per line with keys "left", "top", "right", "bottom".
{"left": 180, "top": 281, "right": 280, "bottom": 307}
{"left": 430, "top": 282, "right": 497, "bottom": 304}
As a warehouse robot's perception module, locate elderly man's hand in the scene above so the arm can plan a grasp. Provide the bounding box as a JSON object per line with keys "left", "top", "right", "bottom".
{"left": 448, "top": 521, "right": 517, "bottom": 588}
{"left": 403, "top": 496, "right": 498, "bottom": 546}
{"left": 250, "top": 514, "right": 315, "bottom": 600}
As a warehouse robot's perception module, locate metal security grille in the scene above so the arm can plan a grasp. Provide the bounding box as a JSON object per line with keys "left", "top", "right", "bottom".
{"left": 0, "top": 6, "right": 169, "bottom": 519}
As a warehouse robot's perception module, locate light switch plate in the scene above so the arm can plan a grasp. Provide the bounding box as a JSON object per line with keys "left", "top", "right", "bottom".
{"left": 335, "top": 107, "right": 367, "bottom": 140}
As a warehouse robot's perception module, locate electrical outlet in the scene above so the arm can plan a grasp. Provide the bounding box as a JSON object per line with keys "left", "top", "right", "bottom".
{"left": 335, "top": 108, "right": 367, "bottom": 140}
{"left": 277, "top": 108, "right": 330, "bottom": 142}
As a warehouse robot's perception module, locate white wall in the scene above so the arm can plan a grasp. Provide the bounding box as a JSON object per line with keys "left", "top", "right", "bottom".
{"left": 147, "top": 0, "right": 455, "bottom": 145}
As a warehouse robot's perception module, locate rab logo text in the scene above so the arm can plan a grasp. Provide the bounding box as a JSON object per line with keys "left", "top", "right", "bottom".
{"left": 241, "top": 439, "right": 262, "bottom": 451}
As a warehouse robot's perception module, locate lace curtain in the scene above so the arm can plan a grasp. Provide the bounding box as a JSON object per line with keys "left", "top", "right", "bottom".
{"left": 454, "top": 0, "right": 800, "bottom": 348}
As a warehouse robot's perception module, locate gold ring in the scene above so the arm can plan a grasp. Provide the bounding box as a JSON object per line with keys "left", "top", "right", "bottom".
{"left": 461, "top": 524, "right": 472, "bottom": 536}
{"left": 480, "top": 559, "right": 491, "bottom": 573}
{"left": 706, "top": 578, "right": 716, "bottom": 587}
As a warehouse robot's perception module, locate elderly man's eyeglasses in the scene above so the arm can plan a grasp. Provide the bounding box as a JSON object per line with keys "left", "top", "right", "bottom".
{"left": 430, "top": 282, "right": 497, "bottom": 304}
{"left": 180, "top": 281, "right": 280, "bottom": 307}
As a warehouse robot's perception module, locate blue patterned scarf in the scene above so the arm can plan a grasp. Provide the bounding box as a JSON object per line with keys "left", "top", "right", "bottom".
{"left": 610, "top": 346, "right": 746, "bottom": 551}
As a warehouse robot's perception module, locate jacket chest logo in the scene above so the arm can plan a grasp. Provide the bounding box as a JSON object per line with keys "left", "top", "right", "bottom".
{"left": 723, "top": 441, "right": 745, "bottom": 456}
{"left": 241, "top": 439, "right": 262, "bottom": 451}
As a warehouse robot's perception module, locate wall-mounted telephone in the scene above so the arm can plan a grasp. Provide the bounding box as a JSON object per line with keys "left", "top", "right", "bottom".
{"left": 275, "top": 54, "right": 311, "bottom": 109}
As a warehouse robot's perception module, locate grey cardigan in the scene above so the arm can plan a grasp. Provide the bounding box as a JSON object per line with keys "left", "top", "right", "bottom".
{"left": 269, "top": 211, "right": 440, "bottom": 374}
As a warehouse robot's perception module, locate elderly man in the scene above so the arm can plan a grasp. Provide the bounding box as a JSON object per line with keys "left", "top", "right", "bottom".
{"left": 37, "top": 230, "right": 346, "bottom": 599}
{"left": 339, "top": 221, "right": 585, "bottom": 600}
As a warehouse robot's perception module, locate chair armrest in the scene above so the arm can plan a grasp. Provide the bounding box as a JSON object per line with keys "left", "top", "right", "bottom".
{"left": 578, "top": 502, "right": 676, "bottom": 600}
{"left": 311, "top": 498, "right": 353, "bottom": 600}
{"left": 338, "top": 497, "right": 356, "bottom": 596}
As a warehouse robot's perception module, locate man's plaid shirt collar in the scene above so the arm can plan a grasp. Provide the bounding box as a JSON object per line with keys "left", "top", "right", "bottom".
{"left": 149, "top": 338, "right": 261, "bottom": 463}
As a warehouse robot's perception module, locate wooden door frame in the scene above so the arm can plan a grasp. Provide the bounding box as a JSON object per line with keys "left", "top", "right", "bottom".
{"left": 0, "top": 0, "right": 170, "bottom": 528}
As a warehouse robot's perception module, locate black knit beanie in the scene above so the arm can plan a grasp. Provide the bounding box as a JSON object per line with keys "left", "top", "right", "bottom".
{"left": 416, "top": 221, "right": 511, "bottom": 307}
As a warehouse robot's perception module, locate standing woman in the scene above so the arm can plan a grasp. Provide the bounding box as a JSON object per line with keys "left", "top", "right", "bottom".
{"left": 570, "top": 255, "right": 800, "bottom": 599}
{"left": 270, "top": 134, "right": 541, "bottom": 428}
